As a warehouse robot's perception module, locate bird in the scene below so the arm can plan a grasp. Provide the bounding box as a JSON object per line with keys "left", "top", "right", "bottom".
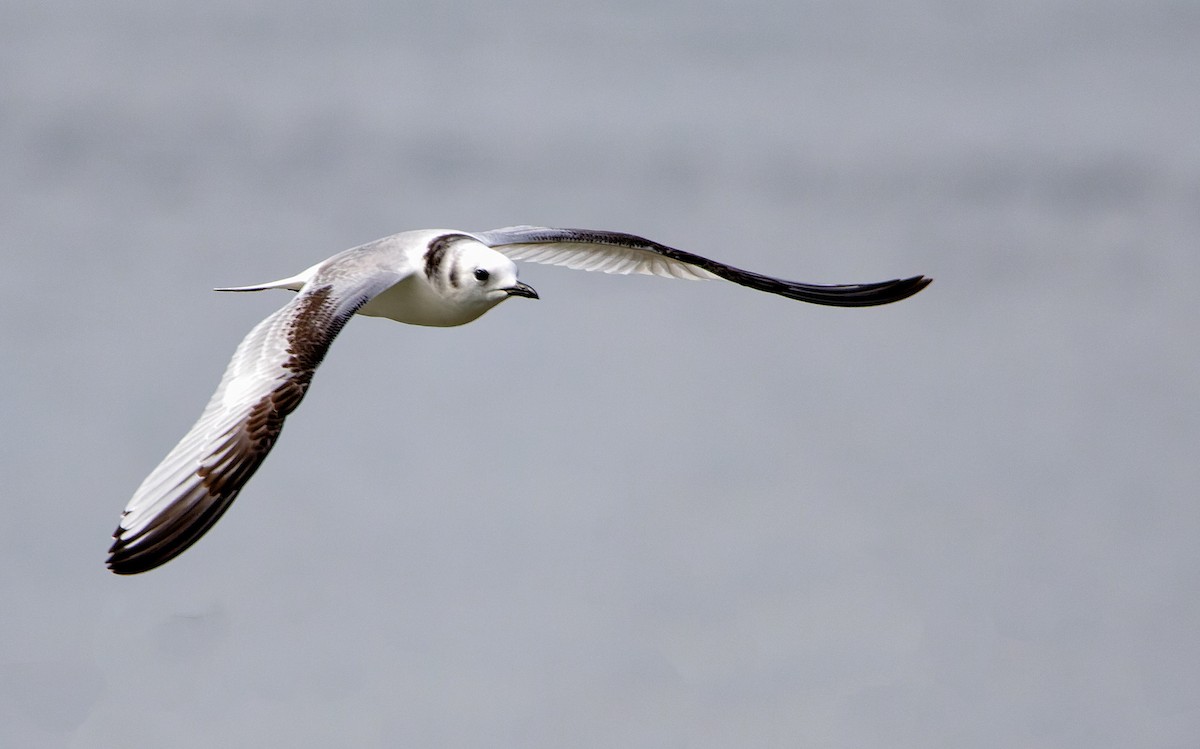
{"left": 107, "top": 226, "right": 931, "bottom": 574}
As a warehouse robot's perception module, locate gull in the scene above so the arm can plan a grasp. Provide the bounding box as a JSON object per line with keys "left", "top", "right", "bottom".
{"left": 107, "top": 226, "right": 931, "bottom": 574}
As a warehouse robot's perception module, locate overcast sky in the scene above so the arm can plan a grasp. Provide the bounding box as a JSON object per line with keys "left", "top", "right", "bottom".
{"left": 3, "top": 1, "right": 1198, "bottom": 746}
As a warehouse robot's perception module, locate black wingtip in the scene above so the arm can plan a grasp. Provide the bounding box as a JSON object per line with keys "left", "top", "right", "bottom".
{"left": 106, "top": 533, "right": 192, "bottom": 576}
{"left": 649, "top": 239, "right": 931, "bottom": 307}
{"left": 106, "top": 534, "right": 140, "bottom": 575}
{"left": 712, "top": 267, "right": 933, "bottom": 307}
{"left": 106, "top": 481, "right": 246, "bottom": 576}
{"left": 107, "top": 530, "right": 155, "bottom": 575}
{"left": 106, "top": 493, "right": 242, "bottom": 576}
{"left": 819, "top": 274, "right": 931, "bottom": 307}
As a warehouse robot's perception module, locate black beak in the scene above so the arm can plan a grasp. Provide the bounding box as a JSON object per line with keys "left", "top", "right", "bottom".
{"left": 505, "top": 282, "right": 539, "bottom": 300}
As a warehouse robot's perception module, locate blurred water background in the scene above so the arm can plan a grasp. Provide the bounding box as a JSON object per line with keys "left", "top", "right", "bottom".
{"left": 3, "top": 1, "right": 1198, "bottom": 746}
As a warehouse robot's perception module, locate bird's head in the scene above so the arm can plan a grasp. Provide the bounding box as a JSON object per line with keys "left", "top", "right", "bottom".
{"left": 429, "top": 236, "right": 538, "bottom": 309}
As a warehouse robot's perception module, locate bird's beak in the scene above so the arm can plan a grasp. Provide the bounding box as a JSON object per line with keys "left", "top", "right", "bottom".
{"left": 505, "top": 282, "right": 539, "bottom": 300}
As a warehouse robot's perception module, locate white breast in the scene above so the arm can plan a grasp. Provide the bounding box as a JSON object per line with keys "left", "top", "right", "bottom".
{"left": 356, "top": 274, "right": 493, "bottom": 327}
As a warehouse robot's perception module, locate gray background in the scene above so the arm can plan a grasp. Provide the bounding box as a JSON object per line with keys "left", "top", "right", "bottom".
{"left": 4, "top": 1, "right": 1198, "bottom": 746}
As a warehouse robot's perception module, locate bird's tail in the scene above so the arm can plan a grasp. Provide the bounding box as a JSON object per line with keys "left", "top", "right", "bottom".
{"left": 213, "top": 262, "right": 322, "bottom": 293}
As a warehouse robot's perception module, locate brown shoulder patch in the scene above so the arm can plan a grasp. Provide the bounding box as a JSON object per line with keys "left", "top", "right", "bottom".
{"left": 424, "top": 236, "right": 453, "bottom": 282}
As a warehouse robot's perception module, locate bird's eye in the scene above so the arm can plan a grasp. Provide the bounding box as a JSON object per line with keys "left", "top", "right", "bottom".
{"left": 473, "top": 268, "right": 490, "bottom": 282}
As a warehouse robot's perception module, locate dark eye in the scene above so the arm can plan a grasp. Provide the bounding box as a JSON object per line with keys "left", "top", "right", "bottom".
{"left": 473, "top": 268, "right": 490, "bottom": 282}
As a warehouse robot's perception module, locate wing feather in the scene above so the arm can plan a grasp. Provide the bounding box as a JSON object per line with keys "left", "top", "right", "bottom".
{"left": 475, "top": 225, "right": 930, "bottom": 306}
{"left": 107, "top": 262, "right": 407, "bottom": 574}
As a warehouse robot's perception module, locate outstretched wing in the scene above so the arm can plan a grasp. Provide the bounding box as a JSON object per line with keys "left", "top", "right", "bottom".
{"left": 474, "top": 225, "right": 930, "bottom": 307}
{"left": 107, "top": 263, "right": 407, "bottom": 575}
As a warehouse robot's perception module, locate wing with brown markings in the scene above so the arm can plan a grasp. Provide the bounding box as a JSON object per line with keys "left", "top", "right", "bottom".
{"left": 108, "top": 266, "right": 405, "bottom": 574}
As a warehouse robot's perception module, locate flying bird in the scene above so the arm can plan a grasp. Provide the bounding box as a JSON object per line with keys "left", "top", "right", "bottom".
{"left": 107, "top": 226, "right": 931, "bottom": 574}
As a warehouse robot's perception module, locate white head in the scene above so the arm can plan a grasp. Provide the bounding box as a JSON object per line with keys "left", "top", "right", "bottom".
{"left": 426, "top": 234, "right": 537, "bottom": 298}
{"left": 410, "top": 233, "right": 538, "bottom": 325}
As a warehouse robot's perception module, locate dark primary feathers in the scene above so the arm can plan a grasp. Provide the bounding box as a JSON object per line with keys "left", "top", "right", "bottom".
{"left": 476, "top": 226, "right": 932, "bottom": 307}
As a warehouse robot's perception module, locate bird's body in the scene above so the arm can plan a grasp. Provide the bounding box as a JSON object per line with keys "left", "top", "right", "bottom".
{"left": 218, "top": 230, "right": 532, "bottom": 327}
{"left": 108, "top": 226, "right": 930, "bottom": 574}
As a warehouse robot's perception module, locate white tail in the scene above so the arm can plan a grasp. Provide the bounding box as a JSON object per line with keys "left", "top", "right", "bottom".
{"left": 213, "top": 261, "right": 323, "bottom": 293}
